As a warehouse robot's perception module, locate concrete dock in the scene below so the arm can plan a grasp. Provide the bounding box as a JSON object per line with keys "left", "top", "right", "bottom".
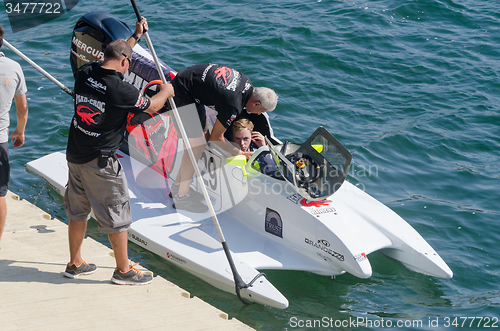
{"left": 0, "top": 191, "right": 254, "bottom": 331}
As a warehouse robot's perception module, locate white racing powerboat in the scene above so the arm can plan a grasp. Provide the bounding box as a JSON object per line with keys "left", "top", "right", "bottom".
{"left": 26, "top": 12, "right": 452, "bottom": 310}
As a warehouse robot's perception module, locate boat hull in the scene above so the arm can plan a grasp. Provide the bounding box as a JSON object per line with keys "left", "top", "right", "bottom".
{"left": 26, "top": 149, "right": 289, "bottom": 309}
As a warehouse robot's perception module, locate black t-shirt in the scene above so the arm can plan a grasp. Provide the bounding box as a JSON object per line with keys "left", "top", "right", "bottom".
{"left": 172, "top": 63, "right": 253, "bottom": 129}
{"left": 66, "top": 61, "right": 151, "bottom": 164}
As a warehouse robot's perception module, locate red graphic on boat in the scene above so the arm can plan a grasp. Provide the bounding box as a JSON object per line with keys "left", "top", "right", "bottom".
{"left": 127, "top": 112, "right": 163, "bottom": 160}
{"left": 76, "top": 105, "right": 100, "bottom": 125}
{"left": 214, "top": 66, "right": 232, "bottom": 85}
{"left": 126, "top": 111, "right": 178, "bottom": 178}
{"left": 300, "top": 199, "right": 332, "bottom": 207}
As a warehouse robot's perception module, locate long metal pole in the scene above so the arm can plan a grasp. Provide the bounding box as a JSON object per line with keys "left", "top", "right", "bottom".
{"left": 3, "top": 39, "right": 74, "bottom": 97}
{"left": 129, "top": 0, "right": 249, "bottom": 296}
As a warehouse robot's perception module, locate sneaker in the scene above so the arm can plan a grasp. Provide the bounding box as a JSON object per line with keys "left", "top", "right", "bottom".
{"left": 111, "top": 263, "right": 153, "bottom": 285}
{"left": 172, "top": 193, "right": 208, "bottom": 213}
{"left": 63, "top": 260, "right": 97, "bottom": 278}
{"left": 169, "top": 184, "right": 204, "bottom": 201}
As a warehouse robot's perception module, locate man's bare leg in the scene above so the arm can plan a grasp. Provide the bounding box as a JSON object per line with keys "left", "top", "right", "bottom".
{"left": 68, "top": 219, "right": 87, "bottom": 266}
{"left": 174, "top": 136, "right": 206, "bottom": 197}
{"left": 0, "top": 196, "right": 6, "bottom": 241}
{"left": 108, "top": 231, "right": 130, "bottom": 272}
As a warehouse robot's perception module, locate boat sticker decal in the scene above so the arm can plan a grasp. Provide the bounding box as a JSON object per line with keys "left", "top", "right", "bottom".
{"left": 299, "top": 198, "right": 336, "bottom": 216}
{"left": 124, "top": 70, "right": 148, "bottom": 91}
{"left": 126, "top": 112, "right": 178, "bottom": 178}
{"left": 129, "top": 233, "right": 148, "bottom": 247}
{"left": 354, "top": 253, "right": 368, "bottom": 262}
{"left": 318, "top": 239, "right": 330, "bottom": 247}
{"left": 305, "top": 237, "right": 344, "bottom": 261}
{"left": 72, "top": 36, "right": 104, "bottom": 61}
{"left": 309, "top": 207, "right": 336, "bottom": 216}
{"left": 300, "top": 199, "right": 332, "bottom": 207}
{"left": 317, "top": 252, "right": 333, "bottom": 263}
{"left": 265, "top": 208, "right": 283, "bottom": 238}
{"left": 200, "top": 152, "right": 218, "bottom": 191}
{"left": 160, "top": 120, "right": 179, "bottom": 176}
{"left": 166, "top": 252, "right": 187, "bottom": 265}
{"left": 286, "top": 193, "right": 302, "bottom": 204}
{"left": 197, "top": 149, "right": 223, "bottom": 211}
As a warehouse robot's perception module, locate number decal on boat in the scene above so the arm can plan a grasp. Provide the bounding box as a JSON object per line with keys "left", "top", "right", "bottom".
{"left": 197, "top": 150, "right": 222, "bottom": 211}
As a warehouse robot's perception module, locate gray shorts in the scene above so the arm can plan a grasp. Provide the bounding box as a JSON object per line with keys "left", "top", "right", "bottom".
{"left": 64, "top": 156, "right": 132, "bottom": 234}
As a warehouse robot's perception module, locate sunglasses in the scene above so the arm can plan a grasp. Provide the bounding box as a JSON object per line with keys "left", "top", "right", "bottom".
{"left": 122, "top": 53, "right": 131, "bottom": 65}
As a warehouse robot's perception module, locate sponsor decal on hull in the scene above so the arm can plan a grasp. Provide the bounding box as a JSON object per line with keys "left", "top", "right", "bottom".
{"left": 354, "top": 253, "right": 368, "bottom": 262}
{"left": 265, "top": 208, "right": 283, "bottom": 238}
{"left": 305, "top": 238, "right": 344, "bottom": 261}
{"left": 309, "top": 207, "right": 336, "bottom": 216}
{"left": 166, "top": 252, "right": 187, "bottom": 265}
{"left": 287, "top": 193, "right": 302, "bottom": 204}
{"left": 300, "top": 199, "right": 332, "bottom": 208}
{"left": 72, "top": 36, "right": 104, "bottom": 60}
{"left": 130, "top": 233, "right": 148, "bottom": 246}
{"left": 287, "top": 194, "right": 337, "bottom": 216}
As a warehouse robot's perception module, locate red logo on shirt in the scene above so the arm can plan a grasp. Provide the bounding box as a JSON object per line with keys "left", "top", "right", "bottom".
{"left": 135, "top": 95, "right": 147, "bottom": 108}
{"left": 214, "top": 66, "right": 232, "bottom": 85}
{"left": 76, "top": 105, "right": 100, "bottom": 125}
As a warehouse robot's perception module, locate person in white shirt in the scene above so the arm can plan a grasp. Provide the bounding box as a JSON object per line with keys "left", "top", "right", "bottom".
{"left": 0, "top": 24, "right": 29, "bottom": 241}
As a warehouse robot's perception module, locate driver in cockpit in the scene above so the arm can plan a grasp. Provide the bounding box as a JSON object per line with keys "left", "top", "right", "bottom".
{"left": 229, "top": 119, "right": 279, "bottom": 177}
{"left": 230, "top": 118, "right": 266, "bottom": 158}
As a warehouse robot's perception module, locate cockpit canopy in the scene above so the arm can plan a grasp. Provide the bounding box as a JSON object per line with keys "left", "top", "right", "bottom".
{"left": 259, "top": 127, "right": 352, "bottom": 200}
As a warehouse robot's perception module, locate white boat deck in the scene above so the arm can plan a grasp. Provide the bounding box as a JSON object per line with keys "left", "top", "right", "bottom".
{"left": 0, "top": 191, "right": 254, "bottom": 331}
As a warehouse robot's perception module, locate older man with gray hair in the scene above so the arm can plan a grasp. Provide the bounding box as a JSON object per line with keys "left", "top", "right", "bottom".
{"left": 168, "top": 63, "right": 278, "bottom": 213}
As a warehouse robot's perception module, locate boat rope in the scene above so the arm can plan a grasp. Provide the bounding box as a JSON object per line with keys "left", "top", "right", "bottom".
{"left": 235, "top": 272, "right": 268, "bottom": 306}
{"left": 248, "top": 272, "right": 268, "bottom": 286}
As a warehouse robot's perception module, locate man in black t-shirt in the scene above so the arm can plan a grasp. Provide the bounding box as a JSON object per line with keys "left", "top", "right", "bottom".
{"left": 169, "top": 63, "right": 278, "bottom": 213}
{"left": 63, "top": 18, "right": 174, "bottom": 284}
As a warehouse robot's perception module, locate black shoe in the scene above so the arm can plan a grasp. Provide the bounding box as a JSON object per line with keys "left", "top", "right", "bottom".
{"left": 63, "top": 260, "right": 97, "bottom": 278}
{"left": 111, "top": 263, "right": 153, "bottom": 285}
{"left": 169, "top": 184, "right": 204, "bottom": 201}
{"left": 172, "top": 193, "right": 208, "bottom": 213}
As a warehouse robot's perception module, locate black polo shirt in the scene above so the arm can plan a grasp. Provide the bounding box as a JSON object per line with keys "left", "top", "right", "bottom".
{"left": 67, "top": 61, "right": 150, "bottom": 164}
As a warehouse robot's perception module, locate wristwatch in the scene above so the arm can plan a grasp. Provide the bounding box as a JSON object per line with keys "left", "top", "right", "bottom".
{"left": 131, "top": 33, "right": 141, "bottom": 42}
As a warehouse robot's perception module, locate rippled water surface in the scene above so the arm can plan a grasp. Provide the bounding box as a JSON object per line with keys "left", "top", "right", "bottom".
{"left": 2, "top": 0, "right": 499, "bottom": 330}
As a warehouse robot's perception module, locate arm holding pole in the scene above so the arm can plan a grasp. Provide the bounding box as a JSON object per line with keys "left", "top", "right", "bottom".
{"left": 126, "top": 16, "right": 148, "bottom": 49}
{"left": 3, "top": 39, "right": 74, "bottom": 97}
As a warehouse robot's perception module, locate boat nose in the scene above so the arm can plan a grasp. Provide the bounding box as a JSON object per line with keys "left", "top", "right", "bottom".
{"left": 344, "top": 254, "right": 373, "bottom": 279}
